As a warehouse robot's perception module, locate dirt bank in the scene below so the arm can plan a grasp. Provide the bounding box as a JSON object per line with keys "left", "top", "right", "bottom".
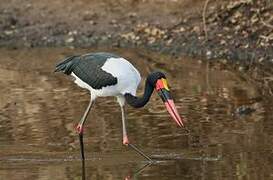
{"left": 0, "top": 0, "right": 272, "bottom": 93}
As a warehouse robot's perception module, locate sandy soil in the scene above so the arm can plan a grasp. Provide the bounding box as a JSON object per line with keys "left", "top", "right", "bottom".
{"left": 0, "top": 0, "right": 205, "bottom": 46}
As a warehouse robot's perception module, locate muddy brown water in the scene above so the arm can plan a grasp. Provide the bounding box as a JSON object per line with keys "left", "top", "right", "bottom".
{"left": 0, "top": 48, "right": 272, "bottom": 180}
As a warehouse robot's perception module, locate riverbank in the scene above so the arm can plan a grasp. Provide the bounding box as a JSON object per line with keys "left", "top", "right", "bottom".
{"left": 0, "top": 0, "right": 272, "bottom": 93}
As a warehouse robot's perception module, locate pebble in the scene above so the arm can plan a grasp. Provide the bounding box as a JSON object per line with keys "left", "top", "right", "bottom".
{"left": 206, "top": 50, "right": 212, "bottom": 58}
{"left": 66, "top": 37, "right": 74, "bottom": 43}
{"left": 4, "top": 30, "right": 14, "bottom": 35}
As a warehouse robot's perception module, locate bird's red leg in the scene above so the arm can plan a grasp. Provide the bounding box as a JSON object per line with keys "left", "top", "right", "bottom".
{"left": 120, "top": 105, "right": 152, "bottom": 161}
{"left": 123, "top": 134, "right": 129, "bottom": 146}
{"left": 77, "top": 99, "right": 94, "bottom": 160}
{"left": 121, "top": 106, "right": 129, "bottom": 146}
{"left": 76, "top": 100, "right": 93, "bottom": 134}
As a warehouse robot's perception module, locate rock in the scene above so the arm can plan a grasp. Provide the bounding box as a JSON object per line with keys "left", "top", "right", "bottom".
{"left": 148, "top": 37, "right": 156, "bottom": 44}
{"left": 166, "top": 39, "right": 173, "bottom": 46}
{"left": 151, "top": 28, "right": 158, "bottom": 36}
{"left": 193, "top": 26, "right": 200, "bottom": 33}
{"left": 82, "top": 12, "right": 98, "bottom": 21}
{"left": 68, "top": 31, "right": 78, "bottom": 35}
{"left": 238, "top": 66, "right": 244, "bottom": 71}
{"left": 4, "top": 30, "right": 14, "bottom": 35}
{"left": 179, "top": 27, "right": 185, "bottom": 32}
{"left": 234, "top": 11, "right": 242, "bottom": 19}
{"left": 66, "top": 37, "right": 74, "bottom": 43}
{"left": 220, "top": 39, "right": 226, "bottom": 45}
{"left": 26, "top": 3, "right": 32, "bottom": 9}
{"left": 221, "top": 59, "right": 228, "bottom": 64}
{"left": 206, "top": 50, "right": 212, "bottom": 58}
{"left": 110, "top": 19, "right": 117, "bottom": 24}
{"left": 258, "top": 57, "right": 264, "bottom": 62}
{"left": 89, "top": 20, "right": 96, "bottom": 25}
{"left": 128, "top": 12, "right": 137, "bottom": 18}
{"left": 121, "top": 32, "right": 138, "bottom": 41}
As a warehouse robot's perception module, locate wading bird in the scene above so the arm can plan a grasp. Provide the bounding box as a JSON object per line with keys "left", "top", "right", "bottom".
{"left": 55, "top": 52, "right": 184, "bottom": 161}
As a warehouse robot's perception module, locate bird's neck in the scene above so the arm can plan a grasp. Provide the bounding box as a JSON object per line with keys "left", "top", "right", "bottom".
{"left": 124, "top": 77, "right": 154, "bottom": 108}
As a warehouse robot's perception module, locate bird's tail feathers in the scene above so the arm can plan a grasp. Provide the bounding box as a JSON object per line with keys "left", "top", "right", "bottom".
{"left": 55, "top": 55, "right": 80, "bottom": 75}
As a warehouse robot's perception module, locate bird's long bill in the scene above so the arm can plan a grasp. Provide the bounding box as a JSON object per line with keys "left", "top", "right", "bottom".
{"left": 156, "top": 78, "right": 184, "bottom": 127}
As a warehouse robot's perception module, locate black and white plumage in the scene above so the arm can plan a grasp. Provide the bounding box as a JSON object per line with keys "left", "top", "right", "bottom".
{"left": 55, "top": 52, "right": 184, "bottom": 161}
{"left": 55, "top": 52, "right": 141, "bottom": 102}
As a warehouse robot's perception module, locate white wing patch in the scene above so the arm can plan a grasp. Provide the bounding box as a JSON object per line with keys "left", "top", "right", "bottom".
{"left": 101, "top": 57, "right": 141, "bottom": 96}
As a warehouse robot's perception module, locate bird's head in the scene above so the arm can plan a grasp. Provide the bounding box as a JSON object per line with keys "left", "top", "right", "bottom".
{"left": 148, "top": 71, "right": 184, "bottom": 127}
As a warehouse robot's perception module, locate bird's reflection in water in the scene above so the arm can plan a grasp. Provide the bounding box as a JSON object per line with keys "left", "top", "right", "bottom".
{"left": 124, "top": 162, "right": 152, "bottom": 180}
{"left": 81, "top": 159, "right": 86, "bottom": 180}
{"left": 80, "top": 158, "right": 151, "bottom": 180}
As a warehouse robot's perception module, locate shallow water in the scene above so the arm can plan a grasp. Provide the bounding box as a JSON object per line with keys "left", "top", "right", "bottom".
{"left": 0, "top": 48, "right": 272, "bottom": 180}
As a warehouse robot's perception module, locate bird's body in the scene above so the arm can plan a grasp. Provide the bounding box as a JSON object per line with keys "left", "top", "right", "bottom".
{"left": 56, "top": 52, "right": 141, "bottom": 101}
{"left": 55, "top": 52, "right": 184, "bottom": 161}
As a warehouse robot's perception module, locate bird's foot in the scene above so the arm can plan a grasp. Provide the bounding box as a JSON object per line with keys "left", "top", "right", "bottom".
{"left": 123, "top": 135, "right": 129, "bottom": 146}
{"left": 127, "top": 143, "right": 153, "bottom": 162}
{"left": 122, "top": 136, "right": 153, "bottom": 161}
{"left": 76, "top": 123, "right": 84, "bottom": 134}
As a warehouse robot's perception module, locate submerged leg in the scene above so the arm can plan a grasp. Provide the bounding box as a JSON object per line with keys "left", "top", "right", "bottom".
{"left": 77, "top": 99, "right": 94, "bottom": 160}
{"left": 119, "top": 101, "right": 152, "bottom": 161}
{"left": 81, "top": 147, "right": 86, "bottom": 180}
{"left": 79, "top": 133, "right": 85, "bottom": 160}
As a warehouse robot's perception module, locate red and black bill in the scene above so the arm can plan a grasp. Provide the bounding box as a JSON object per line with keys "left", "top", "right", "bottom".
{"left": 155, "top": 78, "right": 184, "bottom": 127}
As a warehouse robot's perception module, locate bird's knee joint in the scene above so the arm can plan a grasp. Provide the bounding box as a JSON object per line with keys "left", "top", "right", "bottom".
{"left": 76, "top": 123, "right": 84, "bottom": 134}
{"left": 123, "top": 136, "right": 129, "bottom": 146}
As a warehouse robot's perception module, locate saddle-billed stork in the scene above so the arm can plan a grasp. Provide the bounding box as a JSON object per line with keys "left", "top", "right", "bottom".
{"left": 55, "top": 52, "right": 184, "bottom": 161}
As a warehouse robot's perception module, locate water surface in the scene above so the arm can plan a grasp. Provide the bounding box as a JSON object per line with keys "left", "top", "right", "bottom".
{"left": 0, "top": 48, "right": 272, "bottom": 179}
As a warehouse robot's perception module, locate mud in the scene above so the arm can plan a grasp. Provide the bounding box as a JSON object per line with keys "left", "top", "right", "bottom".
{"left": 0, "top": 0, "right": 272, "bottom": 62}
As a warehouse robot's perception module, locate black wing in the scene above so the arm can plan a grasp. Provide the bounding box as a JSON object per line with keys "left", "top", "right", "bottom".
{"left": 55, "top": 52, "right": 119, "bottom": 89}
